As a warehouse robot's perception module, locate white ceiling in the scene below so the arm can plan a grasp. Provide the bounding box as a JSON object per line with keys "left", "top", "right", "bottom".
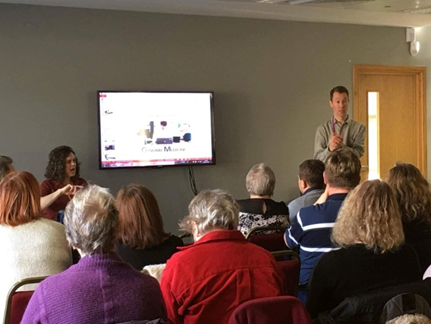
{"left": 2, "top": 0, "right": 431, "bottom": 28}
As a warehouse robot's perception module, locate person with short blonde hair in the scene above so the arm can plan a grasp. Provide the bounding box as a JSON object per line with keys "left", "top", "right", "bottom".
{"left": 23, "top": 185, "right": 167, "bottom": 324}
{"left": 116, "top": 184, "right": 183, "bottom": 270}
{"left": 387, "top": 163, "right": 431, "bottom": 273}
{"left": 0, "top": 171, "right": 71, "bottom": 323}
{"left": 306, "top": 180, "right": 422, "bottom": 319}
{"left": 285, "top": 148, "right": 361, "bottom": 303}
{"left": 161, "top": 189, "right": 285, "bottom": 324}
{"left": 238, "top": 163, "right": 289, "bottom": 236}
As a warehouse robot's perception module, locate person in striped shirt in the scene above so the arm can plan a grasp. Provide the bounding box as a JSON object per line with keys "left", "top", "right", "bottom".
{"left": 284, "top": 148, "right": 361, "bottom": 303}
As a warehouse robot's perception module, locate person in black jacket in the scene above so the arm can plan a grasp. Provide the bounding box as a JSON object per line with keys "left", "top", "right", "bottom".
{"left": 307, "top": 180, "right": 422, "bottom": 319}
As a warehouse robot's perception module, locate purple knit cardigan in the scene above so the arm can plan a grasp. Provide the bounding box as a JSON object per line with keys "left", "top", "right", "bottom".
{"left": 22, "top": 252, "right": 166, "bottom": 324}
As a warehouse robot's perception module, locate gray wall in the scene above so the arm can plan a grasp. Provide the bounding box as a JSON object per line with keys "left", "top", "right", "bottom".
{"left": 1, "top": 4, "right": 430, "bottom": 233}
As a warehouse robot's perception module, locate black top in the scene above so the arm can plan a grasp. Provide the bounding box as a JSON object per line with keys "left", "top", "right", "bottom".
{"left": 236, "top": 198, "right": 289, "bottom": 236}
{"left": 403, "top": 221, "right": 431, "bottom": 273}
{"left": 306, "top": 243, "right": 422, "bottom": 319}
{"left": 116, "top": 235, "right": 183, "bottom": 270}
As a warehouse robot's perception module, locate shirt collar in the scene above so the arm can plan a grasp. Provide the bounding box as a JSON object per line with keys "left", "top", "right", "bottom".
{"left": 178, "top": 230, "right": 245, "bottom": 251}
{"left": 327, "top": 193, "right": 349, "bottom": 201}
{"left": 302, "top": 185, "right": 325, "bottom": 196}
{"left": 333, "top": 114, "right": 350, "bottom": 125}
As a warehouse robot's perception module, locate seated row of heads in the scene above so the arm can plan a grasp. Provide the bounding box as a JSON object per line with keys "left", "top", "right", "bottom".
{"left": 1, "top": 149, "right": 429, "bottom": 254}
{"left": 247, "top": 149, "right": 431, "bottom": 254}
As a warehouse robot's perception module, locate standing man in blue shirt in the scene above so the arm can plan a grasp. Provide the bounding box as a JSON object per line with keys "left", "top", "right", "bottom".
{"left": 314, "top": 86, "right": 365, "bottom": 162}
{"left": 285, "top": 148, "right": 361, "bottom": 303}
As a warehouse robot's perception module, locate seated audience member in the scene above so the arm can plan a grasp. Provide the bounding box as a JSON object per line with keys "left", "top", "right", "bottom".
{"left": 0, "top": 171, "right": 71, "bottom": 323}
{"left": 237, "top": 163, "right": 289, "bottom": 236}
{"left": 160, "top": 189, "right": 285, "bottom": 324}
{"left": 116, "top": 184, "right": 183, "bottom": 270}
{"left": 387, "top": 163, "right": 431, "bottom": 273}
{"left": 40, "top": 145, "right": 87, "bottom": 221}
{"left": 287, "top": 159, "right": 325, "bottom": 222}
{"left": 387, "top": 314, "right": 431, "bottom": 324}
{"left": 306, "top": 180, "right": 422, "bottom": 319}
{"left": 285, "top": 148, "right": 361, "bottom": 303}
{"left": 0, "top": 155, "right": 15, "bottom": 181}
{"left": 22, "top": 185, "right": 166, "bottom": 324}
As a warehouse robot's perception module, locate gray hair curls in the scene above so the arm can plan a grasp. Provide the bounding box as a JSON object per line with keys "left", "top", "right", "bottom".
{"left": 64, "top": 184, "right": 118, "bottom": 255}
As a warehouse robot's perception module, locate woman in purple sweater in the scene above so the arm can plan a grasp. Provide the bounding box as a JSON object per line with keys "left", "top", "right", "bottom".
{"left": 22, "top": 185, "right": 166, "bottom": 324}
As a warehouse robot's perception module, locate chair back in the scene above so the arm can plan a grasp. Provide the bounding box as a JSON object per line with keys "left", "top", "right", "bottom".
{"left": 4, "top": 276, "right": 47, "bottom": 324}
{"left": 228, "top": 295, "right": 312, "bottom": 324}
{"left": 314, "top": 279, "right": 431, "bottom": 324}
{"left": 246, "top": 226, "right": 287, "bottom": 252}
{"left": 276, "top": 252, "right": 300, "bottom": 297}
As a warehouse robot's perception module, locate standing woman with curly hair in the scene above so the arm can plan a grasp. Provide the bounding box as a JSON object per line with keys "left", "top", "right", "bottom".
{"left": 40, "top": 146, "right": 87, "bottom": 221}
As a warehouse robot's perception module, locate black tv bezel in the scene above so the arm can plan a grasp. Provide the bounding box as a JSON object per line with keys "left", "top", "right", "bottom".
{"left": 97, "top": 90, "right": 216, "bottom": 170}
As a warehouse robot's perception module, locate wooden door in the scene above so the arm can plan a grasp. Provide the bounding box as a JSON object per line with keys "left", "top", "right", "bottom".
{"left": 353, "top": 65, "right": 427, "bottom": 180}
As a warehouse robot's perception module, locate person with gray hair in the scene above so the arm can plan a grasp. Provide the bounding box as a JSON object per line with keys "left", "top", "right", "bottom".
{"left": 23, "top": 185, "right": 167, "bottom": 324}
{"left": 237, "top": 163, "right": 289, "bottom": 236}
{"left": 0, "top": 155, "right": 14, "bottom": 181}
{"left": 160, "top": 189, "right": 285, "bottom": 324}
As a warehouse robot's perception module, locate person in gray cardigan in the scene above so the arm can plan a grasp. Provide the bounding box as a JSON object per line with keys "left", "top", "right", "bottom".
{"left": 287, "top": 159, "right": 325, "bottom": 222}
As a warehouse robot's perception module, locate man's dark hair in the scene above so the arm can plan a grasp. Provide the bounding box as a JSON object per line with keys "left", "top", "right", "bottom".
{"left": 298, "top": 159, "right": 325, "bottom": 188}
{"left": 0, "top": 156, "right": 13, "bottom": 181}
{"left": 330, "top": 86, "right": 349, "bottom": 101}
{"left": 44, "top": 146, "right": 80, "bottom": 182}
{"left": 325, "top": 148, "right": 361, "bottom": 189}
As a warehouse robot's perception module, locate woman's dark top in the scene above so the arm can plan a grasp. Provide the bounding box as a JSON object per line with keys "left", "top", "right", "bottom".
{"left": 116, "top": 235, "right": 183, "bottom": 270}
{"left": 403, "top": 221, "right": 431, "bottom": 273}
{"left": 237, "top": 198, "right": 289, "bottom": 236}
{"left": 306, "top": 244, "right": 422, "bottom": 319}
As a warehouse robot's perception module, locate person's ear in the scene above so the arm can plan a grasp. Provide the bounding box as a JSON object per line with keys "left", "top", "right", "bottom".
{"left": 298, "top": 178, "right": 307, "bottom": 192}
{"left": 323, "top": 171, "right": 328, "bottom": 185}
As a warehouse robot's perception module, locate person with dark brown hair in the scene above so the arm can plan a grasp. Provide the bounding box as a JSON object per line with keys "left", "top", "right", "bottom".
{"left": 0, "top": 171, "right": 71, "bottom": 323}
{"left": 40, "top": 145, "right": 87, "bottom": 221}
{"left": 287, "top": 159, "right": 325, "bottom": 221}
{"left": 0, "top": 155, "right": 14, "bottom": 181}
{"left": 116, "top": 184, "right": 183, "bottom": 270}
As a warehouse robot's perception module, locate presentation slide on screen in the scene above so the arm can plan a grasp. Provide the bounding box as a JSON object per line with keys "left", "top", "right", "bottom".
{"left": 98, "top": 92, "right": 214, "bottom": 168}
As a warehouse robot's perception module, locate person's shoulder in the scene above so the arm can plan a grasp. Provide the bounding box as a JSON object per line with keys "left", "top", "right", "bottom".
{"left": 74, "top": 177, "right": 87, "bottom": 185}
{"left": 267, "top": 199, "right": 289, "bottom": 213}
{"left": 164, "top": 235, "right": 184, "bottom": 247}
{"left": 288, "top": 196, "right": 304, "bottom": 210}
{"left": 40, "top": 179, "right": 56, "bottom": 189}
{"left": 37, "top": 217, "right": 65, "bottom": 231}
{"left": 350, "top": 118, "right": 366, "bottom": 128}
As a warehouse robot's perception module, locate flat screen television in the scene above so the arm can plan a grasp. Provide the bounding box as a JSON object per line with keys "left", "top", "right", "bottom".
{"left": 98, "top": 91, "right": 215, "bottom": 169}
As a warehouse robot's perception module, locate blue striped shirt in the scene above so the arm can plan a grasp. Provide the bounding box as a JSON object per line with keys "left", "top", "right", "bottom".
{"left": 285, "top": 193, "right": 347, "bottom": 285}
